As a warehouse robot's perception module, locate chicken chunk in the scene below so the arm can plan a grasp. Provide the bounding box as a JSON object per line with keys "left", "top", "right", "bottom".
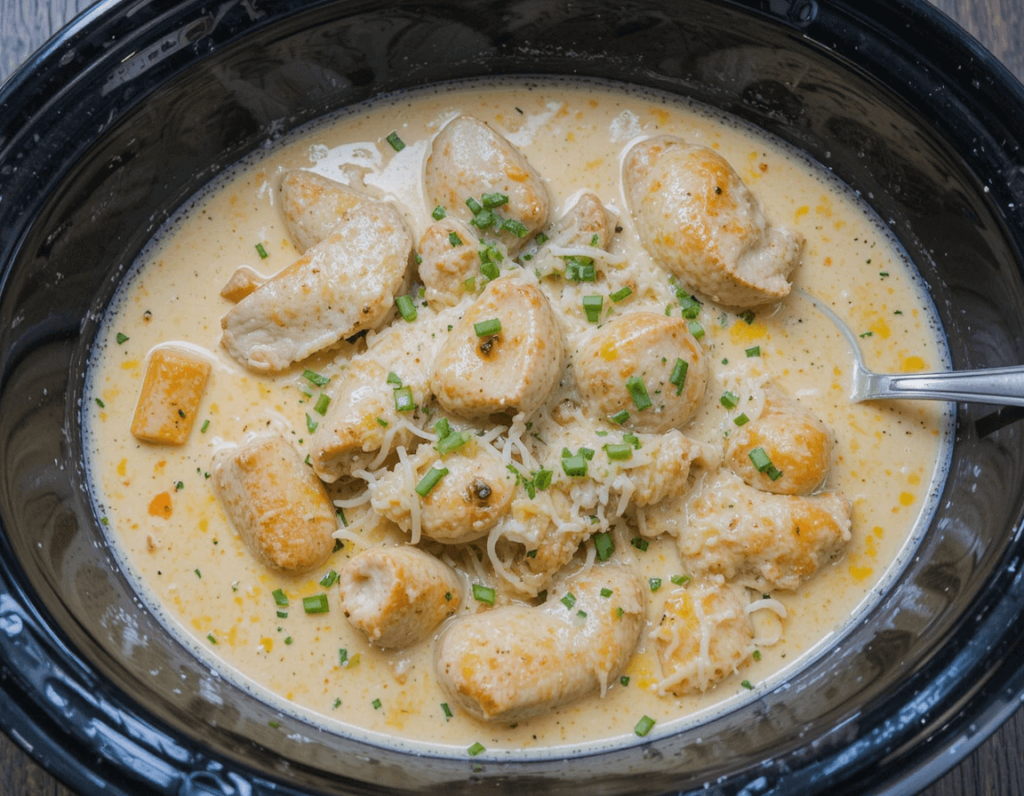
{"left": 219, "top": 265, "right": 267, "bottom": 302}
{"left": 725, "top": 383, "right": 833, "bottom": 495}
{"left": 130, "top": 347, "right": 211, "bottom": 445}
{"left": 425, "top": 116, "right": 549, "bottom": 253}
{"left": 212, "top": 435, "right": 336, "bottom": 573}
{"left": 624, "top": 136, "right": 802, "bottom": 308}
{"left": 436, "top": 565, "right": 645, "bottom": 722}
{"left": 678, "top": 472, "right": 852, "bottom": 591}
{"left": 337, "top": 546, "right": 462, "bottom": 648}
{"left": 280, "top": 169, "right": 370, "bottom": 252}
{"left": 221, "top": 202, "right": 412, "bottom": 372}
{"left": 574, "top": 311, "right": 707, "bottom": 433}
{"left": 430, "top": 277, "right": 564, "bottom": 419}
{"left": 309, "top": 359, "right": 416, "bottom": 483}
{"left": 542, "top": 192, "right": 616, "bottom": 250}
{"left": 369, "top": 443, "right": 516, "bottom": 545}
{"left": 416, "top": 218, "right": 486, "bottom": 309}
{"left": 653, "top": 580, "right": 754, "bottom": 695}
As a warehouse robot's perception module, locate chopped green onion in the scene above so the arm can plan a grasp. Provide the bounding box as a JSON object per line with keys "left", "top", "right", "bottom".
{"left": 463, "top": 275, "right": 477, "bottom": 292}
{"left": 609, "top": 409, "right": 630, "bottom": 425}
{"left": 594, "top": 532, "right": 614, "bottom": 561}
{"left": 739, "top": 310, "right": 756, "bottom": 325}
{"left": 394, "top": 386, "right": 415, "bottom": 412}
{"left": 678, "top": 293, "right": 701, "bottom": 319}
{"left": 734, "top": 413, "right": 750, "bottom": 426}
{"left": 582, "top": 295, "right": 603, "bottom": 323}
{"left": 207, "top": 633, "right": 217, "bottom": 644}
{"left": 200, "top": 419, "right": 210, "bottom": 433}
{"left": 448, "top": 231, "right": 463, "bottom": 247}
{"left": 610, "top": 286, "right": 633, "bottom": 303}
{"left": 387, "top": 371, "right": 403, "bottom": 386}
{"left": 501, "top": 218, "right": 528, "bottom": 238}
{"left": 95, "top": 398, "right": 106, "bottom": 408}
{"left": 604, "top": 443, "right": 633, "bottom": 461}
{"left": 753, "top": 650, "right": 762, "bottom": 661}
{"left": 600, "top": 587, "right": 614, "bottom": 598}
{"left": 415, "top": 466, "right": 448, "bottom": 497}
{"left": 579, "top": 447, "right": 595, "bottom": 460}
{"left": 564, "top": 256, "right": 596, "bottom": 282}
{"left": 372, "top": 698, "right": 382, "bottom": 709}
{"left": 303, "top": 594, "right": 330, "bottom": 614}
{"left": 272, "top": 588, "right": 288, "bottom": 606}
{"left": 470, "top": 208, "right": 496, "bottom": 229}
{"left": 303, "top": 369, "right": 330, "bottom": 387}
{"left": 688, "top": 320, "right": 705, "bottom": 339}
{"left": 720, "top": 391, "right": 739, "bottom": 409}
{"left": 339, "top": 648, "right": 348, "bottom": 665}
{"left": 670, "top": 574, "right": 690, "bottom": 586}
{"left": 669, "top": 358, "right": 688, "bottom": 395}
{"left": 535, "top": 232, "right": 549, "bottom": 245}
{"left": 626, "top": 376, "right": 652, "bottom": 411}
{"left": 386, "top": 131, "right": 405, "bottom": 151}
{"left": 306, "top": 414, "right": 318, "bottom": 433}
{"left": 376, "top": 417, "right": 388, "bottom": 427}
{"left": 116, "top": 332, "right": 129, "bottom": 345}
{"left": 434, "top": 417, "right": 451, "bottom": 440}
{"left": 472, "top": 584, "right": 496, "bottom": 605}
{"left": 432, "top": 205, "right": 447, "bottom": 220}
{"left": 480, "top": 260, "right": 500, "bottom": 281}
{"left": 314, "top": 393, "right": 331, "bottom": 415}
{"left": 396, "top": 294, "right": 417, "bottom": 322}
{"left": 442, "top": 703, "right": 453, "bottom": 718}
{"left": 749, "top": 446, "right": 772, "bottom": 471}
{"left": 649, "top": 578, "right": 662, "bottom": 592}
{"left": 277, "top": 610, "right": 288, "bottom": 619}
{"left": 467, "top": 741, "right": 486, "bottom": 757}
{"left": 437, "top": 429, "right": 472, "bottom": 455}
{"left": 745, "top": 346, "right": 761, "bottom": 357}
{"left": 741, "top": 680, "right": 754, "bottom": 690}
{"left": 623, "top": 433, "right": 641, "bottom": 449}
{"left": 466, "top": 197, "right": 483, "bottom": 214}
{"left": 482, "top": 192, "right": 509, "bottom": 209}
{"left": 255, "top": 243, "right": 269, "bottom": 259}
{"left": 631, "top": 536, "right": 649, "bottom": 552}
{"left": 634, "top": 715, "right": 656, "bottom": 737}
{"left": 561, "top": 454, "right": 588, "bottom": 477}
{"left": 560, "top": 593, "right": 577, "bottom": 610}
{"left": 319, "top": 570, "right": 339, "bottom": 588}
{"left": 474, "top": 318, "right": 502, "bottom": 337}
{"left": 620, "top": 676, "right": 630, "bottom": 686}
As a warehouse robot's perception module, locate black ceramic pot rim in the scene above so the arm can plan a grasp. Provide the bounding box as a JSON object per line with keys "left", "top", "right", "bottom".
{"left": 2, "top": 1, "right": 1024, "bottom": 795}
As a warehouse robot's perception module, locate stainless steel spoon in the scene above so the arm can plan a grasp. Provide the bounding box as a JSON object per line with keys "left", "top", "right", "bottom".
{"left": 800, "top": 291, "right": 1024, "bottom": 406}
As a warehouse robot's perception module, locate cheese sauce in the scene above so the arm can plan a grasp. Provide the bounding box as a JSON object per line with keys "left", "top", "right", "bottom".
{"left": 84, "top": 78, "right": 951, "bottom": 758}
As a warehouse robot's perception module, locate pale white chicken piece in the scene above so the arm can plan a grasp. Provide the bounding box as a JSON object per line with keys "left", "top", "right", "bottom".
{"left": 574, "top": 311, "right": 707, "bottom": 433}
{"left": 435, "top": 565, "right": 645, "bottom": 722}
{"left": 369, "top": 443, "right": 516, "bottom": 545}
{"left": 280, "top": 169, "right": 370, "bottom": 252}
{"left": 624, "top": 136, "right": 802, "bottom": 308}
{"left": 653, "top": 579, "right": 755, "bottom": 695}
{"left": 221, "top": 203, "right": 412, "bottom": 372}
{"left": 416, "top": 218, "right": 485, "bottom": 309}
{"left": 678, "top": 472, "right": 852, "bottom": 591}
{"left": 425, "top": 115, "right": 549, "bottom": 253}
{"left": 309, "top": 359, "right": 416, "bottom": 483}
{"left": 430, "top": 277, "right": 564, "bottom": 419}
{"left": 541, "top": 191, "right": 616, "bottom": 250}
{"left": 338, "top": 546, "right": 462, "bottom": 649}
{"left": 212, "top": 435, "right": 336, "bottom": 573}
{"left": 725, "top": 383, "right": 834, "bottom": 496}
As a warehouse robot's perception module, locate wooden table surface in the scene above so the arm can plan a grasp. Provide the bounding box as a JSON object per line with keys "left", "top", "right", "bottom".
{"left": 1, "top": 0, "right": 1023, "bottom": 793}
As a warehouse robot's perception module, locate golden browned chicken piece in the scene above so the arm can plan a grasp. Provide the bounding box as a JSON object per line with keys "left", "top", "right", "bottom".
{"left": 574, "top": 311, "right": 707, "bottom": 433}
{"left": 430, "top": 277, "right": 564, "bottom": 418}
{"left": 337, "top": 546, "right": 462, "bottom": 648}
{"left": 130, "top": 347, "right": 210, "bottom": 445}
{"left": 435, "top": 565, "right": 645, "bottom": 722}
{"left": 725, "top": 383, "right": 833, "bottom": 495}
{"left": 653, "top": 580, "right": 754, "bottom": 695}
{"left": 221, "top": 203, "right": 411, "bottom": 372}
{"left": 678, "top": 472, "right": 852, "bottom": 591}
{"left": 425, "top": 115, "right": 549, "bottom": 253}
{"left": 212, "top": 435, "right": 336, "bottom": 573}
{"left": 279, "top": 169, "right": 370, "bottom": 252}
{"left": 624, "top": 136, "right": 802, "bottom": 308}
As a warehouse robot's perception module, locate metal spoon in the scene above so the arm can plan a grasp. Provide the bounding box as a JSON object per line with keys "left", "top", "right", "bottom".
{"left": 800, "top": 291, "right": 1024, "bottom": 406}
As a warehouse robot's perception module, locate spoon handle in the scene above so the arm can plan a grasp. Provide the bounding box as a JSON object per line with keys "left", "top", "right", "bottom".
{"left": 855, "top": 366, "right": 1024, "bottom": 406}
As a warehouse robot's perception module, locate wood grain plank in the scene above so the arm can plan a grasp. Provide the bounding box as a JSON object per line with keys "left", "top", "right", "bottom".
{"left": 0, "top": 1, "right": 1022, "bottom": 795}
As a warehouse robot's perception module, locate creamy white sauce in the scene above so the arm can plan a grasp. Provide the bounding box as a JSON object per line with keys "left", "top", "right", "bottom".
{"left": 84, "top": 78, "right": 952, "bottom": 759}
